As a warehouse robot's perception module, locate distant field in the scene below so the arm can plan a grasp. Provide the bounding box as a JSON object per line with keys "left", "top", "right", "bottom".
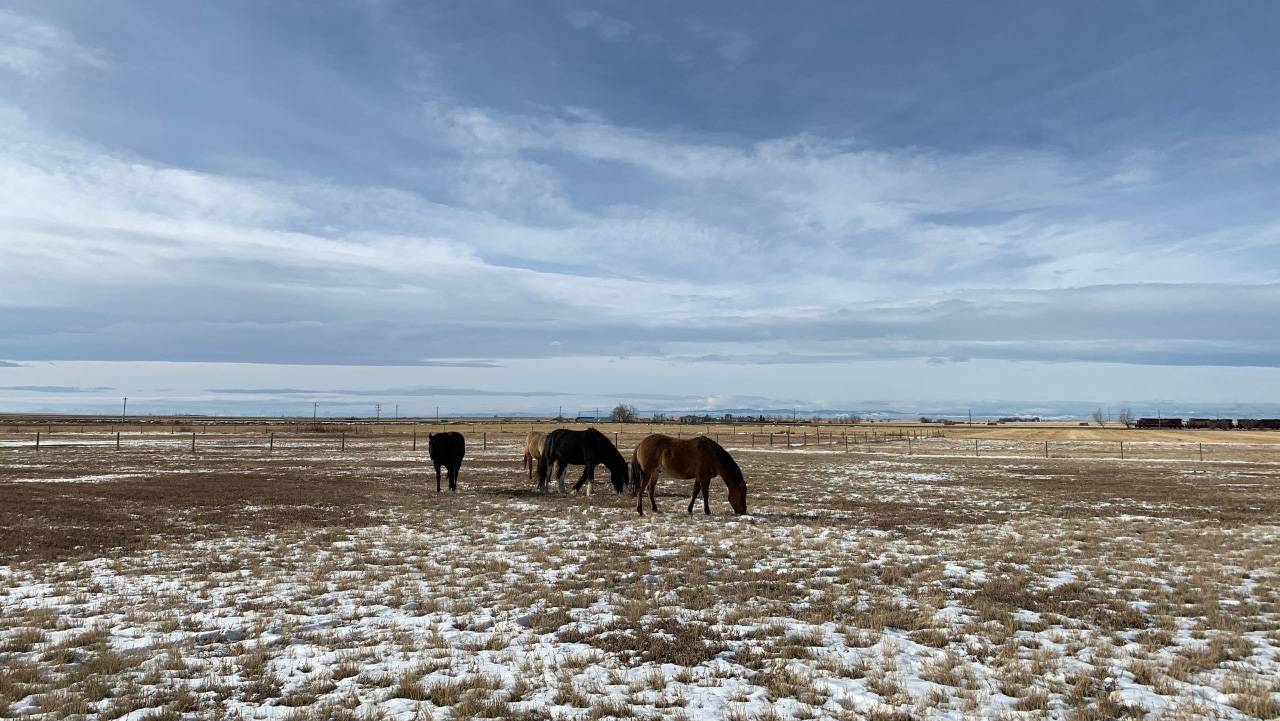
{"left": 3, "top": 417, "right": 1280, "bottom": 463}
{"left": 1, "top": 428, "right": 1277, "bottom": 719}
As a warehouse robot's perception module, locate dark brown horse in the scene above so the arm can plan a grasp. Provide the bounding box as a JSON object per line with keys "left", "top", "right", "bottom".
{"left": 522, "top": 431, "right": 545, "bottom": 480}
{"left": 630, "top": 434, "right": 747, "bottom": 516}
{"left": 428, "top": 431, "right": 465, "bottom": 492}
{"left": 536, "top": 428, "right": 628, "bottom": 495}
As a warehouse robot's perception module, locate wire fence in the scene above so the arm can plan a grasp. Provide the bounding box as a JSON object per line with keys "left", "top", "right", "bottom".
{"left": 3, "top": 422, "right": 1279, "bottom": 465}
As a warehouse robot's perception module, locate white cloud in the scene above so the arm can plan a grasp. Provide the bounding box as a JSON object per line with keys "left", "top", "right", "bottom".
{"left": 564, "top": 10, "right": 633, "bottom": 42}
{"left": 0, "top": 10, "right": 103, "bottom": 78}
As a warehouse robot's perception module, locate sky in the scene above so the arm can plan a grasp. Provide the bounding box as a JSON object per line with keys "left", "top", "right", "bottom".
{"left": 2, "top": 1, "right": 1279, "bottom": 418}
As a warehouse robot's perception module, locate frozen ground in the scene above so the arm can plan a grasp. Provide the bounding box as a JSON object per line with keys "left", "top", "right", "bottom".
{"left": 1, "top": 434, "right": 1278, "bottom": 720}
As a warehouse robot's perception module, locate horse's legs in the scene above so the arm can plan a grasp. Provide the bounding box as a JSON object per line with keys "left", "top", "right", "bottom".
{"left": 449, "top": 464, "right": 458, "bottom": 491}
{"left": 435, "top": 464, "right": 442, "bottom": 493}
{"left": 636, "top": 465, "right": 657, "bottom": 515}
{"left": 648, "top": 469, "right": 659, "bottom": 512}
{"left": 635, "top": 464, "right": 646, "bottom": 514}
{"left": 555, "top": 461, "right": 568, "bottom": 493}
{"left": 572, "top": 463, "right": 591, "bottom": 493}
{"left": 524, "top": 452, "right": 531, "bottom": 480}
{"left": 702, "top": 475, "right": 711, "bottom": 515}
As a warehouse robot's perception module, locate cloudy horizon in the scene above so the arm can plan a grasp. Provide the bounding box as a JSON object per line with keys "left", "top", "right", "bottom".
{"left": 2, "top": 2, "right": 1278, "bottom": 417}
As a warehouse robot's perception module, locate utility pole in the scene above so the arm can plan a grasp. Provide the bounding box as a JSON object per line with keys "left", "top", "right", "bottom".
{"left": 436, "top": 406, "right": 439, "bottom": 421}
{"left": 395, "top": 404, "right": 399, "bottom": 419}
{"left": 313, "top": 402, "right": 318, "bottom": 420}
{"left": 122, "top": 397, "right": 128, "bottom": 421}
{"left": 375, "top": 403, "right": 381, "bottom": 420}
{"left": 968, "top": 408, "right": 972, "bottom": 425}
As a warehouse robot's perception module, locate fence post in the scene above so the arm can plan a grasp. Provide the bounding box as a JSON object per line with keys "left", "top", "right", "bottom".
{"left": 483, "top": 432, "right": 488, "bottom": 450}
{"left": 35, "top": 431, "right": 40, "bottom": 451}
{"left": 1044, "top": 440, "right": 1048, "bottom": 458}
{"left": 269, "top": 432, "right": 274, "bottom": 453}
{"left": 974, "top": 439, "right": 979, "bottom": 457}
{"left": 844, "top": 433, "right": 848, "bottom": 452}
{"left": 191, "top": 432, "right": 196, "bottom": 454}
{"left": 341, "top": 432, "right": 345, "bottom": 451}
{"left": 116, "top": 431, "right": 121, "bottom": 450}
{"left": 413, "top": 431, "right": 417, "bottom": 450}
{"left": 1119, "top": 441, "right": 1124, "bottom": 460}
{"left": 1199, "top": 442, "right": 1203, "bottom": 461}
{"left": 907, "top": 435, "right": 912, "bottom": 455}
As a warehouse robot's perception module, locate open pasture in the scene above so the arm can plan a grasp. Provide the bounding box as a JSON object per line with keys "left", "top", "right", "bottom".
{"left": 1, "top": 429, "right": 1278, "bottom": 720}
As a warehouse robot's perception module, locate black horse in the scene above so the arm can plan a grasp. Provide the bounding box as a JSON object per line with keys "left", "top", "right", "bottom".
{"left": 427, "top": 431, "right": 465, "bottom": 492}
{"left": 536, "top": 428, "right": 628, "bottom": 495}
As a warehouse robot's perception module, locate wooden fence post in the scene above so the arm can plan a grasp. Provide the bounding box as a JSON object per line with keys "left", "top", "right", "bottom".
{"left": 1119, "top": 441, "right": 1124, "bottom": 459}
{"left": 974, "top": 439, "right": 979, "bottom": 456}
{"left": 413, "top": 431, "right": 416, "bottom": 450}
{"left": 116, "top": 431, "right": 121, "bottom": 450}
{"left": 1199, "top": 442, "right": 1203, "bottom": 461}
{"left": 35, "top": 431, "right": 40, "bottom": 451}
{"left": 269, "top": 432, "right": 274, "bottom": 453}
{"left": 191, "top": 432, "right": 196, "bottom": 453}
{"left": 341, "top": 432, "right": 346, "bottom": 451}
{"left": 1044, "top": 440, "right": 1049, "bottom": 458}
{"left": 483, "top": 432, "right": 488, "bottom": 450}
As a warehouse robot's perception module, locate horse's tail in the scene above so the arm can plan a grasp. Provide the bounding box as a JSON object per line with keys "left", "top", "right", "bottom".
{"left": 629, "top": 453, "right": 643, "bottom": 495}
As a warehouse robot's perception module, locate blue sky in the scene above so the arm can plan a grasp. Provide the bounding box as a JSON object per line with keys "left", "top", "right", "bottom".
{"left": 2, "top": 1, "right": 1279, "bottom": 417}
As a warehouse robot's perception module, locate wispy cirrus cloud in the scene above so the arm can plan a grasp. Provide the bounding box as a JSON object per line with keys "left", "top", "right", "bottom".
{"left": 0, "top": 9, "right": 103, "bottom": 78}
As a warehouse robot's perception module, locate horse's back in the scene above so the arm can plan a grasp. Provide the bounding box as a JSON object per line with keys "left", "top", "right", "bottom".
{"left": 429, "top": 431, "right": 465, "bottom": 465}
{"left": 636, "top": 434, "right": 727, "bottom": 479}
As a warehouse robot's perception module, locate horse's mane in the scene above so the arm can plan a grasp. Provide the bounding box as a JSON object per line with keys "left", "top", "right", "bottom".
{"left": 707, "top": 437, "right": 744, "bottom": 486}
{"left": 586, "top": 428, "right": 627, "bottom": 466}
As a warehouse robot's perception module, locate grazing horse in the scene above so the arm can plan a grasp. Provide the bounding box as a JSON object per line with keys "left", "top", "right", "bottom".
{"left": 630, "top": 434, "right": 747, "bottom": 516}
{"left": 522, "top": 431, "right": 545, "bottom": 480}
{"left": 536, "top": 428, "right": 627, "bottom": 495}
{"left": 427, "top": 431, "right": 465, "bottom": 492}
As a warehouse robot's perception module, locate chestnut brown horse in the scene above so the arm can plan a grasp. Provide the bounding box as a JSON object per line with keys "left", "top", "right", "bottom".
{"left": 522, "top": 431, "right": 545, "bottom": 480}
{"left": 630, "top": 434, "right": 747, "bottom": 516}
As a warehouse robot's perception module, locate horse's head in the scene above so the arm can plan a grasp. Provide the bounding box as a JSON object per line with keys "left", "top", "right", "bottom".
{"left": 608, "top": 461, "right": 627, "bottom": 494}
{"left": 728, "top": 480, "right": 747, "bottom": 515}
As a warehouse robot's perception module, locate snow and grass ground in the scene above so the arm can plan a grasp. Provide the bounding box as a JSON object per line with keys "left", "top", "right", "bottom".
{"left": 1, "top": 434, "right": 1278, "bottom": 720}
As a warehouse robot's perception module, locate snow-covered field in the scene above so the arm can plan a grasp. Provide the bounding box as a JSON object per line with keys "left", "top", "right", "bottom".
{"left": 1, "top": 434, "right": 1277, "bottom": 719}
